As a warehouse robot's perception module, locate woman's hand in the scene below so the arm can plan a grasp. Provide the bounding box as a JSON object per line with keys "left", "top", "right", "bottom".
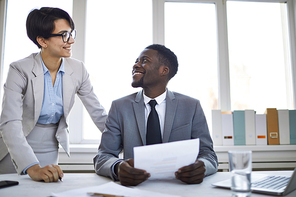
{"left": 27, "top": 164, "right": 63, "bottom": 182}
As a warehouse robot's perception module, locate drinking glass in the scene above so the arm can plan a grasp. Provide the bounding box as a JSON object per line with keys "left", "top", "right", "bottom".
{"left": 228, "top": 150, "right": 252, "bottom": 197}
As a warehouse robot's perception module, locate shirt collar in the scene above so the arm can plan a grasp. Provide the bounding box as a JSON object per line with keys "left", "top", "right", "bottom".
{"left": 143, "top": 89, "right": 167, "bottom": 105}
{"left": 41, "top": 58, "right": 65, "bottom": 75}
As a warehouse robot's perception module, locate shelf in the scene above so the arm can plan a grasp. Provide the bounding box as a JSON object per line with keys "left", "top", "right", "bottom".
{"left": 58, "top": 144, "right": 296, "bottom": 172}
{"left": 214, "top": 145, "right": 296, "bottom": 171}
{"left": 214, "top": 145, "right": 296, "bottom": 152}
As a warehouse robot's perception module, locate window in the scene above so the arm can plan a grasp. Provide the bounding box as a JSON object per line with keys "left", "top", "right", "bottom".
{"left": 227, "top": 1, "right": 293, "bottom": 113}
{"left": 82, "top": 0, "right": 152, "bottom": 141}
{"left": 2, "top": 0, "right": 72, "bottom": 85}
{"left": 1, "top": 0, "right": 295, "bottom": 145}
{"left": 164, "top": 2, "right": 218, "bottom": 132}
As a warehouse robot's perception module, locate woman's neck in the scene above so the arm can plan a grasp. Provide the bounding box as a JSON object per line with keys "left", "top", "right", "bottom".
{"left": 40, "top": 51, "right": 61, "bottom": 72}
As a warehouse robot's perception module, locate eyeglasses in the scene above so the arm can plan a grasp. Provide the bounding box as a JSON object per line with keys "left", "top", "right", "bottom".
{"left": 47, "top": 29, "right": 76, "bottom": 43}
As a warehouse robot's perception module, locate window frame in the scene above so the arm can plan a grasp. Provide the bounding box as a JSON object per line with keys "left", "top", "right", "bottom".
{"left": 0, "top": 0, "right": 6, "bottom": 96}
{"left": 70, "top": 0, "right": 296, "bottom": 144}
{"left": 0, "top": 0, "right": 295, "bottom": 145}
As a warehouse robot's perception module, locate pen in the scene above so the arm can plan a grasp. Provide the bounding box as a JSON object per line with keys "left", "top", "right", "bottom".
{"left": 87, "top": 192, "right": 125, "bottom": 197}
{"left": 59, "top": 174, "right": 63, "bottom": 182}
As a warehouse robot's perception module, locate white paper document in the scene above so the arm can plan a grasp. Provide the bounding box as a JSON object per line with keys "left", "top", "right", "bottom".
{"left": 51, "top": 182, "right": 180, "bottom": 197}
{"left": 134, "top": 138, "right": 200, "bottom": 180}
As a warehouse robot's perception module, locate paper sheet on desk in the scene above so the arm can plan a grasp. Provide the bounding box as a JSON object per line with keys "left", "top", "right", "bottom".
{"left": 134, "top": 138, "right": 200, "bottom": 180}
{"left": 51, "top": 182, "right": 180, "bottom": 197}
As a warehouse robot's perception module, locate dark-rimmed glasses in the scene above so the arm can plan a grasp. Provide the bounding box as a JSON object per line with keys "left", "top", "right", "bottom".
{"left": 47, "top": 29, "right": 76, "bottom": 43}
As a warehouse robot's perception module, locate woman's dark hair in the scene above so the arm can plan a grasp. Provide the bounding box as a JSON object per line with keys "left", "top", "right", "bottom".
{"left": 26, "top": 7, "right": 75, "bottom": 48}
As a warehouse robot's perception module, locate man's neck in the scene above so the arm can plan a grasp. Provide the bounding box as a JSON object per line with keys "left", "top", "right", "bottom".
{"left": 143, "top": 87, "right": 166, "bottom": 99}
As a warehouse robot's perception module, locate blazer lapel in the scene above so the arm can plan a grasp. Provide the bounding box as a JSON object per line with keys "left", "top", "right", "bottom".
{"left": 56, "top": 58, "right": 74, "bottom": 156}
{"left": 31, "top": 53, "right": 44, "bottom": 124}
{"left": 132, "top": 90, "right": 146, "bottom": 145}
{"left": 163, "top": 90, "right": 178, "bottom": 143}
{"left": 62, "top": 58, "right": 74, "bottom": 119}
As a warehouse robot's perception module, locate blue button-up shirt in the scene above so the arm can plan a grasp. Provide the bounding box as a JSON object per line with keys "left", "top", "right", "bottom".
{"left": 23, "top": 58, "right": 65, "bottom": 174}
{"left": 37, "top": 59, "right": 64, "bottom": 124}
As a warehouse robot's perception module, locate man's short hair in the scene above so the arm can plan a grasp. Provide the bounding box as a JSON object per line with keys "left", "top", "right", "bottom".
{"left": 146, "top": 44, "right": 178, "bottom": 80}
{"left": 26, "top": 7, "right": 75, "bottom": 48}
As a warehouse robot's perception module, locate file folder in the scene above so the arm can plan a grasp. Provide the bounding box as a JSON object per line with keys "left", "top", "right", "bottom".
{"left": 278, "top": 109, "right": 290, "bottom": 145}
{"left": 255, "top": 114, "right": 267, "bottom": 145}
{"left": 245, "top": 110, "right": 256, "bottom": 145}
{"left": 233, "top": 110, "right": 245, "bottom": 145}
{"left": 221, "top": 113, "right": 234, "bottom": 146}
{"left": 265, "top": 108, "right": 279, "bottom": 145}
{"left": 290, "top": 110, "right": 296, "bottom": 145}
{"left": 212, "top": 110, "right": 223, "bottom": 146}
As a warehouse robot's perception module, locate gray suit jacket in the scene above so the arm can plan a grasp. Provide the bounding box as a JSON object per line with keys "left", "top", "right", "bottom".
{"left": 0, "top": 53, "right": 107, "bottom": 174}
{"left": 94, "top": 90, "right": 218, "bottom": 180}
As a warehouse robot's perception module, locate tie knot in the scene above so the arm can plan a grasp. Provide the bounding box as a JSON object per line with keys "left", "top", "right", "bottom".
{"left": 148, "top": 99, "right": 157, "bottom": 108}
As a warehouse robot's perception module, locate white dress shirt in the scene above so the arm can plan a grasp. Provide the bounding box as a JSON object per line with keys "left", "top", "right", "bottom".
{"left": 143, "top": 90, "right": 167, "bottom": 139}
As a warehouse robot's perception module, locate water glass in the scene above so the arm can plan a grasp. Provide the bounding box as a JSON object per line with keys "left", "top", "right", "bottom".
{"left": 228, "top": 150, "right": 252, "bottom": 197}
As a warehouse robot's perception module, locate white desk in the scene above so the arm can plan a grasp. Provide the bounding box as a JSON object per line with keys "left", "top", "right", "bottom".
{"left": 0, "top": 171, "right": 295, "bottom": 197}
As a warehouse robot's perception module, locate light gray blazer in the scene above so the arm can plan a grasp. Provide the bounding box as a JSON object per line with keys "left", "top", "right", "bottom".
{"left": 0, "top": 53, "right": 107, "bottom": 174}
{"left": 94, "top": 90, "right": 218, "bottom": 180}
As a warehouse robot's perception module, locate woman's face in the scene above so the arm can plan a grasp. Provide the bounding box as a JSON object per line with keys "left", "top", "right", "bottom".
{"left": 44, "top": 19, "right": 75, "bottom": 58}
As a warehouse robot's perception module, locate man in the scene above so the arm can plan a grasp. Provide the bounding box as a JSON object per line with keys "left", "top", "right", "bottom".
{"left": 94, "top": 44, "right": 218, "bottom": 186}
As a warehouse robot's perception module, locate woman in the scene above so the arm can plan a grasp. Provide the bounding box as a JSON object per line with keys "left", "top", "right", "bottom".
{"left": 0, "top": 7, "right": 107, "bottom": 182}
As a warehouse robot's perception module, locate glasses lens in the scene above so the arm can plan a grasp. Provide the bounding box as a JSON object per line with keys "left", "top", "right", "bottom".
{"left": 62, "top": 32, "right": 70, "bottom": 43}
{"left": 71, "top": 30, "right": 76, "bottom": 40}
{"left": 62, "top": 30, "right": 76, "bottom": 42}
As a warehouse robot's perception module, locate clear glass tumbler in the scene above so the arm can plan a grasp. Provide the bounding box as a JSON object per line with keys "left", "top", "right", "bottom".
{"left": 228, "top": 150, "right": 252, "bottom": 197}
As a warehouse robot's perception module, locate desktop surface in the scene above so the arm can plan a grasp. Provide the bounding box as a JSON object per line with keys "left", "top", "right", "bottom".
{"left": 0, "top": 171, "right": 295, "bottom": 197}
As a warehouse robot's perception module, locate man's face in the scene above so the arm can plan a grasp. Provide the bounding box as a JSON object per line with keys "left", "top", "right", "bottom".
{"left": 132, "top": 49, "right": 162, "bottom": 89}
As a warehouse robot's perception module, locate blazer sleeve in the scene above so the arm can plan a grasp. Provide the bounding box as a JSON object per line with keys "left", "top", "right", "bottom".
{"left": 0, "top": 63, "right": 39, "bottom": 174}
{"left": 75, "top": 62, "right": 107, "bottom": 132}
{"left": 192, "top": 100, "right": 218, "bottom": 176}
{"left": 93, "top": 101, "right": 123, "bottom": 181}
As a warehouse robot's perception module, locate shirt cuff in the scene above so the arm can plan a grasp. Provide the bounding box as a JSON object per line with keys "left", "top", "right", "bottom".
{"left": 22, "top": 162, "right": 39, "bottom": 175}
{"left": 198, "top": 158, "right": 217, "bottom": 176}
{"left": 111, "top": 159, "right": 123, "bottom": 181}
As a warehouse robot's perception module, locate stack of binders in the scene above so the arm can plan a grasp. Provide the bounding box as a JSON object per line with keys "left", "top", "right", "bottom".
{"left": 212, "top": 109, "right": 296, "bottom": 146}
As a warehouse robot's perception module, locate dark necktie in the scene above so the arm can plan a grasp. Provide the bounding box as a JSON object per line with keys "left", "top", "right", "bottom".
{"left": 146, "top": 99, "right": 162, "bottom": 145}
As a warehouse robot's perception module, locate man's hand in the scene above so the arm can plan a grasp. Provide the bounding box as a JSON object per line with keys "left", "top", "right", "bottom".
{"left": 27, "top": 164, "right": 64, "bottom": 183}
{"left": 116, "top": 159, "right": 150, "bottom": 186}
{"left": 175, "top": 160, "right": 205, "bottom": 184}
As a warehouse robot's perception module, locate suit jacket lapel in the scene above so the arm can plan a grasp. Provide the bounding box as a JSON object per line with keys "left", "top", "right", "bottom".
{"left": 31, "top": 53, "right": 44, "bottom": 124}
{"left": 163, "top": 90, "right": 177, "bottom": 143}
{"left": 133, "top": 90, "right": 146, "bottom": 145}
{"left": 62, "top": 58, "right": 74, "bottom": 118}
{"left": 57, "top": 58, "right": 73, "bottom": 156}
